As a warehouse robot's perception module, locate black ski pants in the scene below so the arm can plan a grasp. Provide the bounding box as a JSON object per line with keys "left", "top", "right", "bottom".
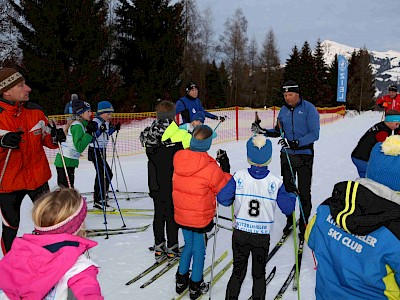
{"left": 280, "top": 152, "right": 314, "bottom": 233}
{"left": 226, "top": 229, "right": 270, "bottom": 300}
{"left": 0, "top": 182, "right": 49, "bottom": 254}
{"left": 152, "top": 194, "right": 178, "bottom": 248}
{"left": 56, "top": 166, "right": 75, "bottom": 188}
{"left": 88, "top": 147, "right": 113, "bottom": 204}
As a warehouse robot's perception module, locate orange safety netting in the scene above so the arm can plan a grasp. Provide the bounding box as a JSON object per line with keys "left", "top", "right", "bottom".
{"left": 45, "top": 105, "right": 345, "bottom": 161}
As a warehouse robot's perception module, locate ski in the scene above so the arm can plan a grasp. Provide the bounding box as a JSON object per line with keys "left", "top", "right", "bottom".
{"left": 87, "top": 210, "right": 153, "bottom": 217}
{"left": 81, "top": 191, "right": 149, "bottom": 196}
{"left": 197, "top": 259, "right": 234, "bottom": 300}
{"left": 139, "top": 230, "right": 220, "bottom": 289}
{"left": 273, "top": 239, "right": 304, "bottom": 300}
{"left": 247, "top": 266, "right": 277, "bottom": 300}
{"left": 125, "top": 245, "right": 185, "bottom": 286}
{"left": 86, "top": 224, "right": 150, "bottom": 234}
{"left": 86, "top": 226, "right": 149, "bottom": 237}
{"left": 140, "top": 258, "right": 180, "bottom": 289}
{"left": 173, "top": 250, "right": 228, "bottom": 300}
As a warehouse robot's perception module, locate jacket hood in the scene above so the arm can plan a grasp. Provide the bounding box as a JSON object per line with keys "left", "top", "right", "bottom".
{"left": 0, "top": 234, "right": 97, "bottom": 299}
{"left": 325, "top": 179, "right": 400, "bottom": 239}
{"left": 174, "top": 149, "right": 217, "bottom": 177}
{"left": 140, "top": 118, "right": 172, "bottom": 146}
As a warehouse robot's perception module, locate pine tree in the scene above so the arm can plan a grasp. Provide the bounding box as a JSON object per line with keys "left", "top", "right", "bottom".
{"left": 283, "top": 45, "right": 301, "bottom": 85}
{"left": 313, "top": 39, "right": 329, "bottom": 106}
{"left": 326, "top": 54, "right": 339, "bottom": 106}
{"left": 9, "top": 0, "right": 110, "bottom": 114}
{"left": 114, "top": 0, "right": 185, "bottom": 111}
{"left": 259, "top": 28, "right": 281, "bottom": 107}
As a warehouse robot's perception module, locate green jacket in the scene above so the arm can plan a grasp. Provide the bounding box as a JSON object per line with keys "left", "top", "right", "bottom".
{"left": 54, "top": 119, "right": 93, "bottom": 168}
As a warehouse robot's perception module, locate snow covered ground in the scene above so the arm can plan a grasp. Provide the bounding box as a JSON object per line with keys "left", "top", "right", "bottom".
{"left": 2, "top": 111, "right": 383, "bottom": 299}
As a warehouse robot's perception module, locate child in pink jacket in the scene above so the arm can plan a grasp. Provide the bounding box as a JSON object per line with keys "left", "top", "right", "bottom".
{"left": 0, "top": 188, "right": 103, "bottom": 299}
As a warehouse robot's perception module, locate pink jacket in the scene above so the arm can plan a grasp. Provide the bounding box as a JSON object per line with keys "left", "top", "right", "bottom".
{"left": 0, "top": 234, "right": 103, "bottom": 300}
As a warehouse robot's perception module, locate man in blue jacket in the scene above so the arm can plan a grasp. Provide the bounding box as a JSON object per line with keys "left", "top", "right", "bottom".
{"left": 176, "top": 82, "right": 225, "bottom": 125}
{"left": 251, "top": 80, "right": 320, "bottom": 240}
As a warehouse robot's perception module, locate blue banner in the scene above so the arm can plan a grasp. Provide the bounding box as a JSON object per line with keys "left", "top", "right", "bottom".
{"left": 336, "top": 55, "right": 348, "bottom": 102}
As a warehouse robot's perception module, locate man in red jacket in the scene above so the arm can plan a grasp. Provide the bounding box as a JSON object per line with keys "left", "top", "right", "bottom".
{"left": 0, "top": 68, "right": 65, "bottom": 254}
{"left": 376, "top": 85, "right": 400, "bottom": 112}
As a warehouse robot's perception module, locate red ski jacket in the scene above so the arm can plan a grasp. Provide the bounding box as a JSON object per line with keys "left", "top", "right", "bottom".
{"left": 376, "top": 94, "right": 400, "bottom": 111}
{"left": 0, "top": 99, "right": 57, "bottom": 193}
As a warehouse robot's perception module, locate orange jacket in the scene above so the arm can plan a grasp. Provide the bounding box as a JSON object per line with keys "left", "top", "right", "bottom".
{"left": 376, "top": 94, "right": 400, "bottom": 111}
{"left": 172, "top": 149, "right": 231, "bottom": 229}
{"left": 0, "top": 99, "right": 57, "bottom": 193}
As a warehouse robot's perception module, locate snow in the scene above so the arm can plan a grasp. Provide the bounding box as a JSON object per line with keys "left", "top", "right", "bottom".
{"left": 1, "top": 111, "right": 383, "bottom": 299}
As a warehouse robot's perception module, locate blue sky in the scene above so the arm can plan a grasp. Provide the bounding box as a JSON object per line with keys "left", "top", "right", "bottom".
{"left": 189, "top": 0, "right": 399, "bottom": 62}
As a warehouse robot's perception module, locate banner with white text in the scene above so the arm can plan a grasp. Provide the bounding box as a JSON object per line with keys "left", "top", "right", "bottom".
{"left": 336, "top": 55, "right": 348, "bottom": 103}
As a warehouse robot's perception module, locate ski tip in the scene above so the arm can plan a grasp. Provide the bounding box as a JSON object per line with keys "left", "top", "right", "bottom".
{"left": 271, "top": 266, "right": 277, "bottom": 272}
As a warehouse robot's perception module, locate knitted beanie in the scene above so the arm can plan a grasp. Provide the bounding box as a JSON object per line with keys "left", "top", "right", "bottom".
{"left": 72, "top": 99, "right": 91, "bottom": 115}
{"left": 33, "top": 198, "right": 88, "bottom": 235}
{"left": 97, "top": 100, "right": 114, "bottom": 114}
{"left": 0, "top": 68, "right": 25, "bottom": 94}
{"left": 185, "top": 81, "right": 199, "bottom": 94}
{"left": 388, "top": 85, "right": 398, "bottom": 92}
{"left": 366, "top": 135, "right": 400, "bottom": 191}
{"left": 282, "top": 80, "right": 300, "bottom": 94}
{"left": 247, "top": 135, "right": 272, "bottom": 166}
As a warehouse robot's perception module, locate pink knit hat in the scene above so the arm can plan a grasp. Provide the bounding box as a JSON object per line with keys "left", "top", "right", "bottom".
{"left": 33, "top": 198, "right": 87, "bottom": 235}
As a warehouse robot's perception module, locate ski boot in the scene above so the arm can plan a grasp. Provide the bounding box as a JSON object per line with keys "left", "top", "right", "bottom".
{"left": 154, "top": 242, "right": 166, "bottom": 262}
{"left": 189, "top": 278, "right": 209, "bottom": 300}
{"left": 175, "top": 270, "right": 189, "bottom": 294}
{"left": 166, "top": 244, "right": 180, "bottom": 260}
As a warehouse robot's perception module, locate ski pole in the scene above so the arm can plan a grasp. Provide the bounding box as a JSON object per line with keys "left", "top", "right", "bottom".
{"left": 50, "top": 121, "right": 72, "bottom": 188}
{"left": 111, "top": 135, "right": 131, "bottom": 201}
{"left": 111, "top": 131, "right": 120, "bottom": 192}
{"left": 93, "top": 136, "right": 126, "bottom": 228}
{"left": 0, "top": 148, "right": 12, "bottom": 188}
{"left": 92, "top": 138, "right": 109, "bottom": 238}
{"left": 208, "top": 203, "right": 219, "bottom": 299}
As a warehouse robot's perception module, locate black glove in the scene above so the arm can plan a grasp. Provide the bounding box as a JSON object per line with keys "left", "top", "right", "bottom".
{"left": 287, "top": 177, "right": 300, "bottom": 196}
{"left": 181, "top": 109, "right": 190, "bottom": 124}
{"left": 251, "top": 122, "right": 268, "bottom": 135}
{"left": 0, "top": 131, "right": 24, "bottom": 149}
{"left": 278, "top": 138, "right": 299, "bottom": 150}
{"left": 219, "top": 116, "right": 225, "bottom": 122}
{"left": 49, "top": 124, "right": 66, "bottom": 144}
{"left": 86, "top": 121, "right": 98, "bottom": 135}
{"left": 216, "top": 149, "right": 230, "bottom": 173}
{"left": 99, "top": 123, "right": 107, "bottom": 133}
{"left": 114, "top": 122, "right": 121, "bottom": 131}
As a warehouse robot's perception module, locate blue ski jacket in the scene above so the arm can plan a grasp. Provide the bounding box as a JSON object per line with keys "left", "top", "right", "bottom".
{"left": 306, "top": 179, "right": 400, "bottom": 300}
{"left": 176, "top": 96, "right": 217, "bottom": 124}
{"left": 277, "top": 98, "right": 320, "bottom": 155}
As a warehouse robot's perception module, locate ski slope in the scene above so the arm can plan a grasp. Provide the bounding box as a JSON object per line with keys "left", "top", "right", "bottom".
{"left": 2, "top": 111, "right": 382, "bottom": 299}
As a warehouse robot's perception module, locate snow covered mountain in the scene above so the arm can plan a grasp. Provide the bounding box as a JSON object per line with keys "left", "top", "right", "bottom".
{"left": 321, "top": 40, "right": 400, "bottom": 98}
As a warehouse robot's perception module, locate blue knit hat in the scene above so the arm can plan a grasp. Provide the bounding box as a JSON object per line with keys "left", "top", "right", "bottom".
{"left": 247, "top": 135, "right": 272, "bottom": 166}
{"left": 97, "top": 101, "right": 114, "bottom": 114}
{"left": 72, "top": 99, "right": 91, "bottom": 115}
{"left": 366, "top": 135, "right": 400, "bottom": 191}
{"left": 191, "top": 111, "right": 205, "bottom": 123}
{"left": 190, "top": 125, "right": 216, "bottom": 152}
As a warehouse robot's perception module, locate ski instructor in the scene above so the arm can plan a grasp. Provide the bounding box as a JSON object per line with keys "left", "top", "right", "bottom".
{"left": 251, "top": 80, "right": 320, "bottom": 240}
{"left": 0, "top": 68, "right": 65, "bottom": 254}
{"left": 176, "top": 81, "right": 225, "bottom": 125}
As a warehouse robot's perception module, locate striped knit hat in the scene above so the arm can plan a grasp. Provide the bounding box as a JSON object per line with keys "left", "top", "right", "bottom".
{"left": 0, "top": 68, "right": 25, "bottom": 94}
{"left": 97, "top": 101, "right": 114, "bottom": 114}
